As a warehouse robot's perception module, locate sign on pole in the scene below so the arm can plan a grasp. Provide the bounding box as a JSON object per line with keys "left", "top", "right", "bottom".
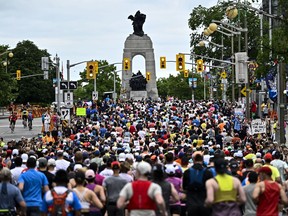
{"left": 60, "top": 108, "right": 70, "bottom": 120}
{"left": 92, "top": 91, "right": 98, "bottom": 100}
{"left": 251, "top": 119, "right": 266, "bottom": 134}
{"left": 76, "top": 108, "right": 86, "bottom": 116}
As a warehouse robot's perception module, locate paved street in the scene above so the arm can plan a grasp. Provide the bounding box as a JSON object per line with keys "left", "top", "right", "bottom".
{"left": 0, "top": 118, "right": 43, "bottom": 141}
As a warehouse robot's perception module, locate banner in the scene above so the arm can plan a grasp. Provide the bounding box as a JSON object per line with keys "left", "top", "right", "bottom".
{"left": 251, "top": 119, "right": 266, "bottom": 134}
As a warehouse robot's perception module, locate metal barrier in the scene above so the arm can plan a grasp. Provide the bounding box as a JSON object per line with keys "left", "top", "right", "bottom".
{"left": 0, "top": 107, "right": 6, "bottom": 116}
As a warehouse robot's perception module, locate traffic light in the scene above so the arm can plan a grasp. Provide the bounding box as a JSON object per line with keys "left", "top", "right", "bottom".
{"left": 184, "top": 70, "right": 189, "bottom": 78}
{"left": 146, "top": 72, "right": 151, "bottom": 81}
{"left": 86, "top": 61, "right": 96, "bottom": 79}
{"left": 16, "top": 70, "right": 21, "bottom": 80}
{"left": 196, "top": 59, "right": 204, "bottom": 73}
{"left": 94, "top": 61, "right": 99, "bottom": 74}
{"left": 160, "top": 57, "right": 166, "bottom": 69}
{"left": 67, "top": 93, "right": 71, "bottom": 101}
{"left": 220, "top": 84, "right": 224, "bottom": 91}
{"left": 123, "top": 58, "right": 130, "bottom": 71}
{"left": 176, "top": 54, "right": 185, "bottom": 71}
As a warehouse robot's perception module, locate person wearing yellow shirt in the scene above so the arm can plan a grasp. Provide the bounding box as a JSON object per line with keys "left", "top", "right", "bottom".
{"left": 263, "top": 153, "right": 281, "bottom": 183}
{"left": 0, "top": 137, "right": 5, "bottom": 147}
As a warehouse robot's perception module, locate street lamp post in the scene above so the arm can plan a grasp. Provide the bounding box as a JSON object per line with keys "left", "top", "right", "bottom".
{"left": 205, "top": 22, "right": 243, "bottom": 102}
{"left": 1, "top": 51, "right": 13, "bottom": 73}
{"left": 198, "top": 39, "right": 224, "bottom": 100}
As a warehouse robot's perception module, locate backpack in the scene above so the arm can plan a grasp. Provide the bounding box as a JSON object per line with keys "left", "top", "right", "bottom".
{"left": 49, "top": 189, "right": 71, "bottom": 216}
{"left": 189, "top": 167, "right": 206, "bottom": 191}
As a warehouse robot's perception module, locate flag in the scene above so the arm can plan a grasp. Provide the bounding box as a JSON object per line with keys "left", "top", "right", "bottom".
{"left": 265, "top": 65, "right": 277, "bottom": 102}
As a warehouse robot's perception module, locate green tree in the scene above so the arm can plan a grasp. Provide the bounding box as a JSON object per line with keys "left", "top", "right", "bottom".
{"left": 157, "top": 72, "right": 206, "bottom": 100}
{"left": 10, "top": 40, "right": 54, "bottom": 105}
{"left": 76, "top": 60, "right": 121, "bottom": 101}
{"left": 0, "top": 45, "right": 17, "bottom": 106}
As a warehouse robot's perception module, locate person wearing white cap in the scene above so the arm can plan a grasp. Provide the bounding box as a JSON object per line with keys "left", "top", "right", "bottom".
{"left": 21, "top": 153, "right": 28, "bottom": 168}
{"left": 55, "top": 150, "right": 70, "bottom": 171}
{"left": 117, "top": 161, "right": 167, "bottom": 216}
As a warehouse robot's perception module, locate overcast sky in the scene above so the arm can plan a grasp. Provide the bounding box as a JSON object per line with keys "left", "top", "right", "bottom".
{"left": 0, "top": 0, "right": 222, "bottom": 81}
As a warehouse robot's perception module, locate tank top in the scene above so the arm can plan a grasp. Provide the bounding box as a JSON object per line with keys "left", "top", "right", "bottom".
{"left": 214, "top": 174, "right": 237, "bottom": 203}
{"left": 127, "top": 180, "right": 157, "bottom": 210}
{"left": 256, "top": 180, "right": 280, "bottom": 216}
{"left": 73, "top": 188, "right": 90, "bottom": 211}
{"left": 156, "top": 181, "right": 171, "bottom": 216}
{"left": 86, "top": 183, "right": 101, "bottom": 213}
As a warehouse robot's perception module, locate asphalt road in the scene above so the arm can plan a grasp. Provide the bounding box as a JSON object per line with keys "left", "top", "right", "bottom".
{"left": 0, "top": 117, "right": 43, "bottom": 142}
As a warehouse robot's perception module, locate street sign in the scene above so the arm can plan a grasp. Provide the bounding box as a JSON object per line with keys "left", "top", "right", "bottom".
{"left": 241, "top": 86, "right": 252, "bottom": 97}
{"left": 92, "top": 91, "right": 98, "bottom": 100}
{"left": 60, "top": 108, "right": 70, "bottom": 120}
{"left": 60, "top": 81, "right": 69, "bottom": 90}
{"left": 69, "top": 81, "right": 78, "bottom": 90}
{"left": 220, "top": 71, "right": 227, "bottom": 79}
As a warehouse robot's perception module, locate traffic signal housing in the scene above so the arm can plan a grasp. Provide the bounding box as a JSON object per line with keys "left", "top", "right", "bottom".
{"left": 184, "top": 70, "right": 189, "bottom": 78}
{"left": 176, "top": 54, "right": 185, "bottom": 71}
{"left": 123, "top": 58, "right": 130, "bottom": 71}
{"left": 86, "top": 61, "right": 97, "bottom": 79}
{"left": 16, "top": 70, "right": 21, "bottom": 80}
{"left": 160, "top": 57, "right": 166, "bottom": 69}
{"left": 146, "top": 72, "right": 151, "bottom": 81}
{"left": 196, "top": 59, "right": 204, "bottom": 73}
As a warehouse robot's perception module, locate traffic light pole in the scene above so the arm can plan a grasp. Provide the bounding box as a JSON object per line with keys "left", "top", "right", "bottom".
{"left": 55, "top": 55, "right": 60, "bottom": 114}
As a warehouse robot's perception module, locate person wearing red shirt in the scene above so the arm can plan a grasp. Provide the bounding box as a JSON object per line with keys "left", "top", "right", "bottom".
{"left": 253, "top": 167, "right": 288, "bottom": 216}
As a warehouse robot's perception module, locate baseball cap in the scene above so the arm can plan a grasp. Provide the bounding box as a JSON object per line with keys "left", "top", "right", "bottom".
{"left": 229, "top": 161, "right": 239, "bottom": 171}
{"left": 85, "top": 169, "right": 95, "bottom": 179}
{"left": 214, "top": 158, "right": 228, "bottom": 173}
{"left": 38, "top": 157, "right": 48, "bottom": 167}
{"left": 21, "top": 153, "right": 28, "bottom": 163}
{"left": 136, "top": 161, "right": 152, "bottom": 175}
{"left": 118, "top": 152, "right": 126, "bottom": 162}
{"left": 94, "top": 150, "right": 100, "bottom": 156}
{"left": 111, "top": 161, "right": 121, "bottom": 169}
{"left": 42, "top": 149, "right": 48, "bottom": 154}
{"left": 12, "top": 149, "right": 19, "bottom": 156}
{"left": 135, "top": 155, "right": 142, "bottom": 162}
{"left": 165, "top": 165, "right": 176, "bottom": 175}
{"left": 57, "top": 150, "right": 64, "bottom": 156}
{"left": 258, "top": 166, "right": 272, "bottom": 176}
{"left": 264, "top": 153, "right": 273, "bottom": 161}
{"left": 47, "top": 158, "right": 56, "bottom": 166}
{"left": 74, "top": 164, "right": 83, "bottom": 171}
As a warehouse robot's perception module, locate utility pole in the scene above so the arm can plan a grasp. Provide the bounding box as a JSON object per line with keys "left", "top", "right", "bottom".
{"left": 56, "top": 54, "right": 60, "bottom": 114}
{"left": 244, "top": 0, "right": 250, "bottom": 122}
{"left": 278, "top": 63, "right": 286, "bottom": 144}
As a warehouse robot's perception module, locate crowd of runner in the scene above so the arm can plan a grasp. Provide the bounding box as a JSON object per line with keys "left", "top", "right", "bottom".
{"left": 0, "top": 98, "right": 288, "bottom": 216}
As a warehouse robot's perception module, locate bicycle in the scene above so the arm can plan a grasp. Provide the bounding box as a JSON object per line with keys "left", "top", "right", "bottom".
{"left": 22, "top": 119, "right": 27, "bottom": 128}
{"left": 28, "top": 120, "right": 32, "bottom": 131}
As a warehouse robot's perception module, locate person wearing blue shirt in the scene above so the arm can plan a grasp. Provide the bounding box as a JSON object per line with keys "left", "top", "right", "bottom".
{"left": 41, "top": 169, "right": 81, "bottom": 216}
{"left": 18, "top": 157, "right": 49, "bottom": 216}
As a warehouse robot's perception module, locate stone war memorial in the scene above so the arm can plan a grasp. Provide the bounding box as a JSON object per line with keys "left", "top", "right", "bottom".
{"left": 121, "top": 10, "right": 159, "bottom": 100}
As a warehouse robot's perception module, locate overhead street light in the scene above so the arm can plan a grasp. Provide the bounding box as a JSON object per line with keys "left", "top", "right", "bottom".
{"left": 1, "top": 51, "right": 13, "bottom": 73}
